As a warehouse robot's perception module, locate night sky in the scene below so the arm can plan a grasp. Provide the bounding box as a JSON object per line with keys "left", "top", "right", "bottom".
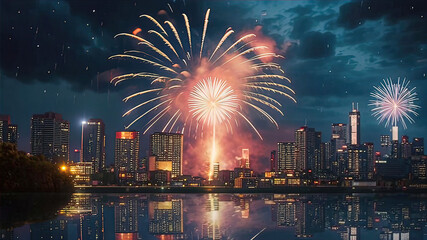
{"left": 1, "top": 0, "right": 426, "bottom": 173}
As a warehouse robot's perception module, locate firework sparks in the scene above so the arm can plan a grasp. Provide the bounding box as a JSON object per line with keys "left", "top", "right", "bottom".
{"left": 369, "top": 77, "right": 420, "bottom": 129}
{"left": 188, "top": 77, "right": 238, "bottom": 180}
{"left": 189, "top": 77, "right": 238, "bottom": 126}
{"left": 110, "top": 9, "right": 296, "bottom": 178}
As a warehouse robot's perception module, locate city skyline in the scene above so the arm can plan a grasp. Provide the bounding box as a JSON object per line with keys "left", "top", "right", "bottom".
{"left": 1, "top": 105, "right": 425, "bottom": 179}
{"left": 1, "top": 0, "right": 427, "bottom": 175}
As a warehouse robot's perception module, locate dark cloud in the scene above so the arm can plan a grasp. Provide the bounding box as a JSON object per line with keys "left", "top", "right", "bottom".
{"left": 0, "top": 0, "right": 116, "bottom": 91}
{"left": 1, "top": 0, "right": 427, "bottom": 163}
{"left": 290, "top": 16, "right": 313, "bottom": 38}
{"left": 297, "top": 31, "right": 336, "bottom": 59}
{"left": 337, "top": 0, "right": 427, "bottom": 29}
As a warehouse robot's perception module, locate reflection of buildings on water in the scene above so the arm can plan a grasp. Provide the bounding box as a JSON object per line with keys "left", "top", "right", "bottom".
{"left": 340, "top": 227, "right": 360, "bottom": 240}
{"left": 267, "top": 194, "right": 427, "bottom": 240}
{"left": 148, "top": 195, "right": 184, "bottom": 239}
{"left": 268, "top": 194, "right": 325, "bottom": 238}
{"left": 30, "top": 216, "right": 77, "bottom": 240}
{"left": 0, "top": 229, "right": 14, "bottom": 240}
{"left": 269, "top": 194, "right": 296, "bottom": 227}
{"left": 30, "top": 194, "right": 104, "bottom": 240}
{"left": 5, "top": 193, "right": 427, "bottom": 239}
{"left": 202, "top": 194, "right": 221, "bottom": 240}
{"left": 234, "top": 194, "right": 251, "bottom": 219}
{"left": 115, "top": 196, "right": 138, "bottom": 240}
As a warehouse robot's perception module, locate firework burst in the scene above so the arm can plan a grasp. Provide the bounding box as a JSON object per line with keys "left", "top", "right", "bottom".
{"left": 110, "top": 9, "right": 296, "bottom": 179}
{"left": 369, "top": 77, "right": 420, "bottom": 129}
{"left": 110, "top": 9, "right": 295, "bottom": 138}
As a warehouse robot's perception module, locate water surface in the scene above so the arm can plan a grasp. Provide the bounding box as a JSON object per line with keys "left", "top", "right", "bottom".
{"left": 1, "top": 193, "right": 427, "bottom": 239}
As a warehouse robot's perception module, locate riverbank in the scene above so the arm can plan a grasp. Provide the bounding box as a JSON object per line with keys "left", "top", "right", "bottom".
{"left": 74, "top": 185, "right": 427, "bottom": 194}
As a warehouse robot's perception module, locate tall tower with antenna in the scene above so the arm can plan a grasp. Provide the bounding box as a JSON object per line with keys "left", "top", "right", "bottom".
{"left": 348, "top": 103, "right": 360, "bottom": 145}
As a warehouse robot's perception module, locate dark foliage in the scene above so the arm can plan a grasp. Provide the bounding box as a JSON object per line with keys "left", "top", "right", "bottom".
{"left": 0, "top": 142, "right": 74, "bottom": 192}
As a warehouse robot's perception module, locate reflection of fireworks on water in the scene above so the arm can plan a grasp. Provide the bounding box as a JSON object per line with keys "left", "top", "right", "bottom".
{"left": 110, "top": 9, "right": 295, "bottom": 179}
{"left": 369, "top": 77, "right": 420, "bottom": 129}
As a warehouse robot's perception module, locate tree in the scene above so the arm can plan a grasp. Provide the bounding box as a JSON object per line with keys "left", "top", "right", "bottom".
{"left": 0, "top": 143, "right": 74, "bottom": 192}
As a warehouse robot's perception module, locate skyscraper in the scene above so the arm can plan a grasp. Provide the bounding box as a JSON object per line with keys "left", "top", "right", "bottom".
{"left": 391, "top": 139, "right": 400, "bottom": 159}
{"left": 270, "top": 150, "right": 277, "bottom": 172}
{"left": 31, "top": 112, "right": 70, "bottom": 162}
{"left": 277, "top": 142, "right": 296, "bottom": 171}
{"left": 241, "top": 148, "right": 250, "bottom": 169}
{"left": 380, "top": 135, "right": 392, "bottom": 158}
{"left": 331, "top": 123, "right": 347, "bottom": 157}
{"left": 295, "top": 127, "right": 320, "bottom": 172}
{"left": 213, "top": 162, "right": 220, "bottom": 180}
{"left": 115, "top": 131, "right": 140, "bottom": 179}
{"left": 347, "top": 145, "right": 368, "bottom": 179}
{"left": 348, "top": 103, "right": 360, "bottom": 145}
{"left": 149, "top": 132, "right": 183, "bottom": 178}
{"left": 331, "top": 123, "right": 347, "bottom": 142}
{"left": 314, "top": 131, "right": 323, "bottom": 171}
{"left": 81, "top": 119, "right": 106, "bottom": 173}
{"left": 364, "top": 142, "right": 374, "bottom": 179}
{"left": 412, "top": 137, "right": 424, "bottom": 156}
{"left": 401, "top": 135, "right": 412, "bottom": 159}
{"left": 0, "top": 115, "right": 10, "bottom": 143}
{"left": 0, "top": 115, "right": 18, "bottom": 145}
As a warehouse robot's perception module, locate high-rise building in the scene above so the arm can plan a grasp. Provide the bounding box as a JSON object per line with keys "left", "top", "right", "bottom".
{"left": 0, "top": 115, "right": 18, "bottom": 145}
{"left": 150, "top": 132, "right": 183, "bottom": 178}
{"left": 0, "top": 115, "right": 10, "bottom": 143}
{"left": 323, "top": 142, "right": 332, "bottom": 170}
{"left": 412, "top": 137, "right": 424, "bottom": 156}
{"left": 347, "top": 145, "right": 368, "bottom": 180}
{"left": 241, "top": 148, "right": 250, "bottom": 169}
{"left": 364, "top": 142, "right": 375, "bottom": 179}
{"left": 348, "top": 103, "right": 360, "bottom": 145}
{"left": 401, "top": 135, "right": 412, "bottom": 159}
{"left": 391, "top": 139, "right": 400, "bottom": 159}
{"left": 213, "top": 162, "right": 220, "bottom": 180}
{"left": 380, "top": 135, "right": 392, "bottom": 158}
{"left": 115, "top": 131, "right": 140, "bottom": 180}
{"left": 295, "top": 127, "right": 320, "bottom": 172}
{"left": 81, "top": 119, "right": 106, "bottom": 173}
{"left": 270, "top": 150, "right": 277, "bottom": 172}
{"left": 277, "top": 142, "right": 296, "bottom": 171}
{"left": 314, "top": 131, "right": 323, "bottom": 171}
{"left": 331, "top": 123, "right": 347, "bottom": 142}
{"left": 334, "top": 146, "right": 348, "bottom": 177}
{"left": 30, "top": 112, "right": 70, "bottom": 162}
{"left": 411, "top": 155, "right": 427, "bottom": 180}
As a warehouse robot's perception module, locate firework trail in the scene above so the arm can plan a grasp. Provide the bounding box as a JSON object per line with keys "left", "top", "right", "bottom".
{"left": 369, "top": 77, "right": 420, "bottom": 129}
{"left": 110, "top": 9, "right": 296, "bottom": 179}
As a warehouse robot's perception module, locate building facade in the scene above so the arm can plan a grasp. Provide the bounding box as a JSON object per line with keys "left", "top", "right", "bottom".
{"left": 150, "top": 132, "right": 183, "bottom": 178}
{"left": 81, "top": 119, "right": 106, "bottom": 173}
{"left": 30, "top": 112, "right": 70, "bottom": 162}
{"left": 348, "top": 103, "right": 360, "bottom": 145}
{"left": 295, "top": 126, "right": 321, "bottom": 172}
{"left": 115, "top": 131, "right": 140, "bottom": 180}
{"left": 0, "top": 115, "right": 18, "bottom": 145}
{"left": 412, "top": 137, "right": 424, "bottom": 156}
{"left": 277, "top": 142, "right": 296, "bottom": 171}
{"left": 380, "top": 135, "right": 391, "bottom": 158}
